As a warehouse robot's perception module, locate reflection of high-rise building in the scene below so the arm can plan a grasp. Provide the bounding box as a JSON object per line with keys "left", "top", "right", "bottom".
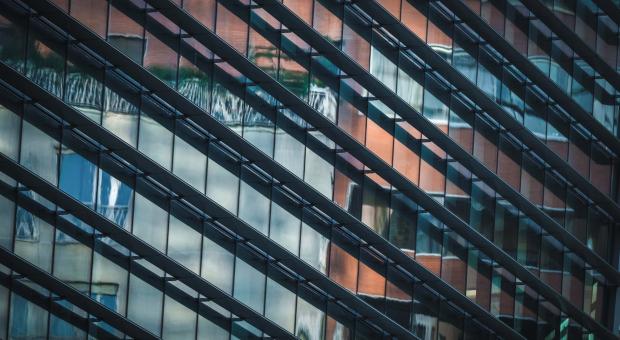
{"left": 0, "top": 0, "right": 618, "bottom": 339}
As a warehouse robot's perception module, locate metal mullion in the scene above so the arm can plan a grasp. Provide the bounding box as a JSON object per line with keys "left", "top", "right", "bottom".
{"left": 519, "top": 0, "right": 620, "bottom": 92}
{"left": 0, "top": 177, "right": 241, "bottom": 339}
{"left": 4, "top": 9, "right": 30, "bottom": 339}
{"left": 122, "top": 12, "right": 146, "bottom": 293}
{"left": 46, "top": 19, "right": 72, "bottom": 338}
{"left": 246, "top": 0, "right": 620, "bottom": 294}
{"left": 87, "top": 0, "right": 109, "bottom": 326}
{"left": 12, "top": 1, "right": 426, "bottom": 333}
{"left": 591, "top": 0, "right": 620, "bottom": 28}
{"left": 5, "top": 103, "right": 24, "bottom": 340}
{"left": 11, "top": 1, "right": 532, "bottom": 339}
{"left": 0, "top": 244, "right": 158, "bottom": 340}
{"left": 0, "top": 149, "right": 296, "bottom": 339}
{"left": 353, "top": 8, "right": 373, "bottom": 337}
{"left": 438, "top": 5, "right": 459, "bottom": 303}
{"left": 158, "top": 4, "right": 182, "bottom": 336}
{"left": 321, "top": 3, "right": 348, "bottom": 332}
{"left": 437, "top": 0, "right": 620, "bottom": 162}
{"left": 194, "top": 35, "right": 210, "bottom": 340}
{"left": 0, "top": 73, "right": 294, "bottom": 338}
{"left": 381, "top": 0, "right": 402, "bottom": 316}
{"left": 346, "top": 0, "right": 620, "bottom": 281}
{"left": 0, "top": 271, "right": 120, "bottom": 340}
{"left": 0, "top": 58, "right": 415, "bottom": 339}
{"left": 245, "top": 5, "right": 274, "bottom": 335}
{"left": 178, "top": 0, "right": 619, "bottom": 338}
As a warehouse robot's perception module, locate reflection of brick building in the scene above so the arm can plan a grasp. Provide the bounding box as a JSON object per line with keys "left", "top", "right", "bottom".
{"left": 0, "top": 0, "right": 617, "bottom": 339}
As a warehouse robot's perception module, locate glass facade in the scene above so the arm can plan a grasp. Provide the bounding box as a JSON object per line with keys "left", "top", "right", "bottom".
{"left": 0, "top": 0, "right": 618, "bottom": 339}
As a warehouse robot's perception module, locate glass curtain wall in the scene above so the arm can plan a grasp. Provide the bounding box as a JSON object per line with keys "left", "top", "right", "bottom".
{"left": 0, "top": 0, "right": 617, "bottom": 339}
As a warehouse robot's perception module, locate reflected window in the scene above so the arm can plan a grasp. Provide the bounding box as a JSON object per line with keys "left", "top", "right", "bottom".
{"left": 309, "top": 84, "right": 337, "bottom": 122}
{"left": 59, "top": 151, "right": 96, "bottom": 204}
{"left": 15, "top": 205, "right": 38, "bottom": 242}
{"left": 98, "top": 172, "right": 132, "bottom": 229}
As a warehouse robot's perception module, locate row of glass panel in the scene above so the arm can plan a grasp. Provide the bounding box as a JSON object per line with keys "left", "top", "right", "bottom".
{"left": 241, "top": 0, "right": 612, "bottom": 330}
{"left": 0, "top": 270, "right": 135, "bottom": 340}
{"left": 0, "top": 103, "right": 396, "bottom": 339}
{"left": 464, "top": 0, "right": 620, "bottom": 136}
{"left": 43, "top": 0, "right": 612, "bottom": 334}
{"left": 0, "top": 0, "right": 609, "bottom": 337}
{"left": 0, "top": 19, "right": 483, "bottom": 336}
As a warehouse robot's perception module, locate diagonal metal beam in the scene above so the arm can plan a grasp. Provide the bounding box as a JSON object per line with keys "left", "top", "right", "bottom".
{"left": 20, "top": 3, "right": 612, "bottom": 338}
{"left": 0, "top": 60, "right": 416, "bottom": 339}
{"left": 0, "top": 0, "right": 498, "bottom": 338}
{"left": 20, "top": 0, "right": 604, "bottom": 338}
{"left": 592, "top": 0, "right": 620, "bottom": 27}
{"left": 518, "top": 0, "right": 620, "bottom": 92}
{"left": 346, "top": 0, "right": 620, "bottom": 276}
{"left": 352, "top": 0, "right": 620, "bottom": 222}
{"left": 0, "top": 5, "right": 493, "bottom": 335}
{"left": 249, "top": 0, "right": 620, "bottom": 290}
{"left": 0, "top": 176, "right": 248, "bottom": 339}
{"left": 437, "top": 0, "right": 620, "bottom": 156}
{"left": 252, "top": 0, "right": 620, "bottom": 286}
{"left": 0, "top": 152, "right": 297, "bottom": 340}
{"left": 0, "top": 245, "right": 158, "bottom": 340}
{"left": 0, "top": 3, "right": 421, "bottom": 330}
{"left": 10, "top": 0, "right": 525, "bottom": 338}
{"left": 0, "top": 272, "right": 120, "bottom": 339}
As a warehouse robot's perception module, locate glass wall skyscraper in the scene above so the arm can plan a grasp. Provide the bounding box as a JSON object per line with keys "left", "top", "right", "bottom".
{"left": 0, "top": 0, "right": 618, "bottom": 339}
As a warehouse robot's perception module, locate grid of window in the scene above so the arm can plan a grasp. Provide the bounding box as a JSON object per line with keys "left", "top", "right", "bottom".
{"left": 0, "top": 0, "right": 618, "bottom": 339}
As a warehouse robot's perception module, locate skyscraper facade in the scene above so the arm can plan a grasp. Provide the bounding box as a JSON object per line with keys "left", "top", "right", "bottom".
{"left": 0, "top": 0, "right": 618, "bottom": 339}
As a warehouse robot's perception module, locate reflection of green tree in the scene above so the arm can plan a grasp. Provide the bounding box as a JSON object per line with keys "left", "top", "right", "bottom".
{"left": 249, "top": 45, "right": 322, "bottom": 98}
{"left": 281, "top": 68, "right": 310, "bottom": 98}
{"left": 147, "top": 64, "right": 211, "bottom": 85}
{"left": 0, "top": 25, "right": 65, "bottom": 70}
{"left": 146, "top": 64, "right": 176, "bottom": 83}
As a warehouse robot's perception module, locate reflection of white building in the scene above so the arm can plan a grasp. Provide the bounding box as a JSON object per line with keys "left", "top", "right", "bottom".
{"left": 2, "top": 61, "right": 342, "bottom": 339}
